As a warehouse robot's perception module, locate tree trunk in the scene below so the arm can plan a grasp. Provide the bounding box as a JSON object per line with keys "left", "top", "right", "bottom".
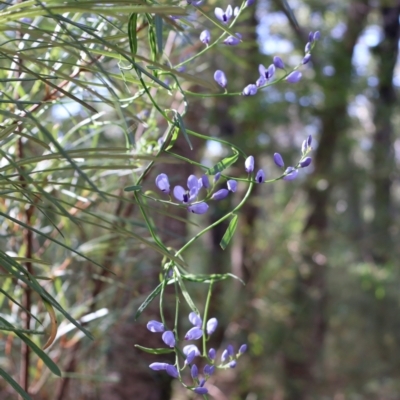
{"left": 282, "top": 2, "right": 370, "bottom": 399}
{"left": 370, "top": 4, "right": 400, "bottom": 263}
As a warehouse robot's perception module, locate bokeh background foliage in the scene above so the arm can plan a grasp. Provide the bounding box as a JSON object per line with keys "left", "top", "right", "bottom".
{"left": 1, "top": 0, "right": 400, "bottom": 399}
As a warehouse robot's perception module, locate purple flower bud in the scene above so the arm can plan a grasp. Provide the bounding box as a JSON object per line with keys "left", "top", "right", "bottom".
{"left": 256, "top": 75, "right": 266, "bottom": 87}
{"left": 173, "top": 185, "right": 186, "bottom": 202}
{"left": 191, "top": 364, "right": 198, "bottom": 379}
{"left": 268, "top": 64, "right": 276, "bottom": 80}
{"left": 255, "top": 169, "right": 265, "bottom": 183}
{"left": 203, "top": 364, "right": 212, "bottom": 375}
{"left": 214, "top": 5, "right": 232, "bottom": 24}
{"left": 307, "top": 134, "right": 312, "bottom": 147}
{"left": 245, "top": 155, "right": 254, "bottom": 173}
{"left": 313, "top": 31, "right": 320, "bottom": 41}
{"left": 184, "top": 344, "right": 200, "bottom": 357}
{"left": 166, "top": 364, "right": 179, "bottom": 378}
{"left": 188, "top": 203, "right": 209, "bottom": 214}
{"left": 283, "top": 167, "right": 299, "bottom": 181}
{"left": 227, "top": 344, "right": 234, "bottom": 356}
{"left": 302, "top": 54, "right": 311, "bottom": 64}
{"left": 259, "top": 64, "right": 267, "bottom": 79}
{"left": 273, "top": 56, "right": 285, "bottom": 69}
{"left": 308, "top": 31, "right": 314, "bottom": 42}
{"left": 147, "top": 320, "right": 165, "bottom": 333}
{"left": 227, "top": 180, "right": 237, "bottom": 192}
{"left": 242, "top": 84, "right": 257, "bottom": 96}
{"left": 187, "top": 0, "right": 203, "bottom": 5}
{"left": 299, "top": 157, "right": 312, "bottom": 168}
{"left": 186, "top": 350, "right": 196, "bottom": 365}
{"left": 208, "top": 348, "right": 216, "bottom": 360}
{"left": 194, "top": 387, "right": 208, "bottom": 395}
{"left": 211, "top": 189, "right": 229, "bottom": 201}
{"left": 150, "top": 362, "right": 168, "bottom": 371}
{"left": 162, "top": 331, "right": 175, "bottom": 347}
{"left": 273, "top": 153, "right": 285, "bottom": 168}
{"left": 221, "top": 349, "right": 229, "bottom": 362}
{"left": 199, "top": 378, "right": 206, "bottom": 387}
{"left": 214, "top": 172, "right": 221, "bottom": 182}
{"left": 223, "top": 33, "right": 242, "bottom": 46}
{"left": 305, "top": 42, "right": 311, "bottom": 53}
{"left": 187, "top": 175, "right": 198, "bottom": 190}
{"left": 185, "top": 327, "right": 203, "bottom": 340}
{"left": 229, "top": 360, "right": 237, "bottom": 368}
{"left": 206, "top": 318, "right": 218, "bottom": 335}
{"left": 286, "top": 71, "right": 302, "bottom": 83}
{"left": 201, "top": 174, "right": 210, "bottom": 188}
{"left": 239, "top": 344, "right": 247, "bottom": 354}
{"left": 155, "top": 174, "right": 170, "bottom": 194}
{"left": 189, "top": 312, "right": 202, "bottom": 328}
{"left": 200, "top": 30, "right": 211, "bottom": 45}
{"left": 214, "top": 70, "right": 227, "bottom": 88}
{"left": 245, "top": 0, "right": 254, "bottom": 6}
{"left": 301, "top": 139, "right": 308, "bottom": 154}
{"left": 233, "top": 6, "right": 240, "bottom": 16}
{"left": 204, "top": 364, "right": 215, "bottom": 375}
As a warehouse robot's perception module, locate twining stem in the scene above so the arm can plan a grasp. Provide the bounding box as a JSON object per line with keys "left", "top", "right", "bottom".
{"left": 175, "top": 180, "right": 254, "bottom": 257}
{"left": 202, "top": 280, "right": 214, "bottom": 357}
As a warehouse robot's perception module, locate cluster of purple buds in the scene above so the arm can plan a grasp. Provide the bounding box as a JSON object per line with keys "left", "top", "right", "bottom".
{"left": 273, "top": 134, "right": 313, "bottom": 180}
{"left": 244, "top": 155, "right": 266, "bottom": 184}
{"left": 219, "top": 343, "right": 247, "bottom": 369}
{"left": 240, "top": 31, "right": 321, "bottom": 92}
{"left": 155, "top": 172, "right": 238, "bottom": 214}
{"left": 303, "top": 30, "right": 320, "bottom": 65}
{"left": 147, "top": 320, "right": 176, "bottom": 347}
{"left": 244, "top": 135, "right": 313, "bottom": 182}
{"left": 147, "top": 312, "right": 221, "bottom": 395}
{"left": 147, "top": 321, "right": 180, "bottom": 378}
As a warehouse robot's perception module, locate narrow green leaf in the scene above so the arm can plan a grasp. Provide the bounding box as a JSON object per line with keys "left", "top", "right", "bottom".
{"left": 128, "top": 13, "right": 138, "bottom": 56}
{"left": 147, "top": 14, "right": 157, "bottom": 61}
{"left": 0, "top": 123, "right": 17, "bottom": 141}
{"left": 135, "top": 345, "right": 174, "bottom": 355}
{"left": 0, "top": 211, "right": 108, "bottom": 271}
{"left": 154, "top": 15, "right": 163, "bottom": 54}
{"left": 0, "top": 316, "right": 61, "bottom": 377}
{"left": 0, "top": 243, "right": 94, "bottom": 341}
{"left": 182, "top": 272, "right": 245, "bottom": 285}
{"left": 135, "top": 282, "right": 162, "bottom": 320}
{"left": 124, "top": 185, "right": 142, "bottom": 192}
{"left": 165, "top": 126, "right": 179, "bottom": 151}
{"left": 175, "top": 113, "right": 193, "bottom": 150}
{"left": 175, "top": 267, "right": 199, "bottom": 314}
{"left": 0, "top": 368, "right": 32, "bottom": 400}
{"left": 0, "top": 288, "right": 41, "bottom": 325}
{"left": 207, "top": 152, "right": 239, "bottom": 175}
{"left": 220, "top": 214, "right": 238, "bottom": 250}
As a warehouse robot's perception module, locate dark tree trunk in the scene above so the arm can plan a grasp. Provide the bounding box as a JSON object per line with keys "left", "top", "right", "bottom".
{"left": 281, "top": 2, "right": 371, "bottom": 399}
{"left": 370, "top": 4, "right": 400, "bottom": 263}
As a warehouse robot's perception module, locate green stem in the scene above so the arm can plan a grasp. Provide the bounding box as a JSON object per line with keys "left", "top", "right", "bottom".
{"left": 174, "top": 1, "right": 246, "bottom": 69}
{"left": 201, "top": 280, "right": 214, "bottom": 356}
{"left": 134, "top": 192, "right": 169, "bottom": 252}
{"left": 175, "top": 180, "right": 254, "bottom": 257}
{"left": 159, "top": 274, "right": 168, "bottom": 326}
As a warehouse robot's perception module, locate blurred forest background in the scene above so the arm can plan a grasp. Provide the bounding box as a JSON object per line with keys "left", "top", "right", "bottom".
{"left": 1, "top": 0, "right": 400, "bottom": 399}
